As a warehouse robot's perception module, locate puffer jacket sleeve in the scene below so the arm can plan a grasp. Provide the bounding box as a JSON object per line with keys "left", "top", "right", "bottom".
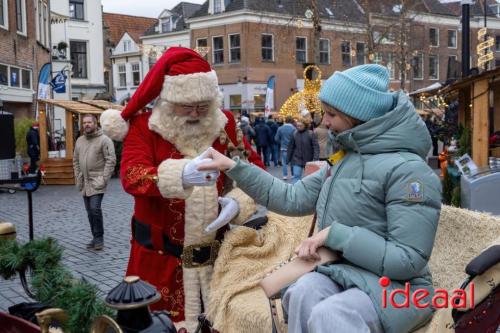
{"left": 324, "top": 160, "right": 442, "bottom": 280}
{"left": 225, "top": 158, "right": 326, "bottom": 216}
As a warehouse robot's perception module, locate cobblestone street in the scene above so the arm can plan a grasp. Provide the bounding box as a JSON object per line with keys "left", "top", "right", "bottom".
{"left": 0, "top": 165, "right": 285, "bottom": 311}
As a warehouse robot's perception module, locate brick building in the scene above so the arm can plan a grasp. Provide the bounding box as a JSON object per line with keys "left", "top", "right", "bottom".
{"left": 0, "top": 0, "right": 50, "bottom": 118}
{"left": 184, "top": 0, "right": 500, "bottom": 115}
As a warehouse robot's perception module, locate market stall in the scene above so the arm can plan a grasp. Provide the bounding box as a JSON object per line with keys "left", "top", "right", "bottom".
{"left": 36, "top": 99, "right": 122, "bottom": 185}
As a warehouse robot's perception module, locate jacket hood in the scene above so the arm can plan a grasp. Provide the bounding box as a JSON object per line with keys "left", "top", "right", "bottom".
{"left": 336, "top": 91, "right": 431, "bottom": 159}
{"left": 85, "top": 128, "right": 103, "bottom": 138}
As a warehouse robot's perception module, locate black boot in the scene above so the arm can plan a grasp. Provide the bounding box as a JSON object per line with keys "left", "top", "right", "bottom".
{"left": 93, "top": 238, "right": 104, "bottom": 250}
{"left": 86, "top": 239, "right": 95, "bottom": 249}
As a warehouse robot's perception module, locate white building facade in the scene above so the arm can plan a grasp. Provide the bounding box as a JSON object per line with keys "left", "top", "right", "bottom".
{"left": 51, "top": 0, "right": 105, "bottom": 101}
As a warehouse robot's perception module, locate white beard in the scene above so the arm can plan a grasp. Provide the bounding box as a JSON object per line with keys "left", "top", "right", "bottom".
{"left": 148, "top": 98, "right": 228, "bottom": 157}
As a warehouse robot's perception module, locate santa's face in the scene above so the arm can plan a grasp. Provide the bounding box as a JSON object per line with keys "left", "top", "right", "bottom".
{"left": 172, "top": 102, "right": 211, "bottom": 124}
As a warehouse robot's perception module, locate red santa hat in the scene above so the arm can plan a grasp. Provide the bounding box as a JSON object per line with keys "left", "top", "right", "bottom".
{"left": 100, "top": 47, "right": 220, "bottom": 141}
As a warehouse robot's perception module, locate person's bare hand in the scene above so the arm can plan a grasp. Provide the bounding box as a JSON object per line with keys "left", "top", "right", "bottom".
{"left": 197, "top": 147, "right": 236, "bottom": 172}
{"left": 294, "top": 227, "right": 330, "bottom": 261}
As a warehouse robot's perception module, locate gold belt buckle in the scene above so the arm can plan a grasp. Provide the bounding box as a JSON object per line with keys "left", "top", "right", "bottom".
{"left": 181, "top": 240, "right": 220, "bottom": 268}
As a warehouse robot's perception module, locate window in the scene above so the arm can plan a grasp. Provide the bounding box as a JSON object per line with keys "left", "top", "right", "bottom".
{"left": 356, "top": 42, "right": 366, "bottom": 65}
{"left": 132, "top": 63, "right": 140, "bottom": 86}
{"left": 118, "top": 64, "right": 126, "bottom": 87}
{"left": 261, "top": 34, "right": 273, "bottom": 62}
{"left": 373, "top": 52, "right": 383, "bottom": 65}
{"left": 373, "top": 31, "right": 395, "bottom": 44}
{"left": 319, "top": 39, "right": 330, "bottom": 64}
{"left": 16, "top": 0, "right": 26, "bottom": 34}
{"left": 496, "top": 36, "right": 500, "bottom": 52}
{"left": 0, "top": 64, "right": 7, "bottom": 85}
{"left": 69, "top": 0, "right": 84, "bottom": 20}
{"left": 229, "top": 34, "right": 241, "bottom": 63}
{"left": 341, "top": 41, "right": 351, "bottom": 67}
{"left": 70, "top": 41, "right": 88, "bottom": 78}
{"left": 212, "top": 36, "right": 224, "bottom": 65}
{"left": 148, "top": 55, "right": 156, "bottom": 71}
{"left": 254, "top": 94, "right": 266, "bottom": 111}
{"left": 197, "top": 38, "right": 208, "bottom": 60}
{"left": 412, "top": 53, "right": 423, "bottom": 79}
{"left": 429, "top": 55, "right": 439, "bottom": 79}
{"left": 387, "top": 53, "right": 395, "bottom": 79}
{"left": 36, "top": 1, "right": 49, "bottom": 46}
{"left": 0, "top": 64, "right": 31, "bottom": 88}
{"left": 10, "top": 67, "right": 19, "bottom": 87}
{"left": 161, "top": 18, "right": 171, "bottom": 33}
{"left": 296, "top": 37, "right": 307, "bottom": 64}
{"left": 230, "top": 95, "right": 242, "bottom": 111}
{"left": 21, "top": 69, "right": 30, "bottom": 89}
{"left": 124, "top": 40, "right": 131, "bottom": 52}
{"left": 0, "top": 0, "right": 8, "bottom": 29}
{"left": 430, "top": 28, "right": 439, "bottom": 47}
{"left": 490, "top": 4, "right": 500, "bottom": 18}
{"left": 448, "top": 30, "right": 457, "bottom": 48}
{"left": 214, "top": 0, "right": 222, "bottom": 13}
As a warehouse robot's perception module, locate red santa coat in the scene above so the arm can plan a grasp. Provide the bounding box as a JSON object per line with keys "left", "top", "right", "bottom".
{"left": 120, "top": 109, "right": 263, "bottom": 321}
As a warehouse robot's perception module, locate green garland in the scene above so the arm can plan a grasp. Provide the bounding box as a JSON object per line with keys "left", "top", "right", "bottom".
{"left": 0, "top": 238, "right": 113, "bottom": 332}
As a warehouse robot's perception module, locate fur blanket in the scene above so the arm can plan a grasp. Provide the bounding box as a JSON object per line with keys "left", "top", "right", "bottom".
{"left": 207, "top": 205, "right": 500, "bottom": 333}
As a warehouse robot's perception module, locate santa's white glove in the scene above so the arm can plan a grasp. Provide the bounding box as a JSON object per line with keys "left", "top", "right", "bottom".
{"left": 205, "top": 197, "right": 240, "bottom": 233}
{"left": 182, "top": 155, "right": 220, "bottom": 188}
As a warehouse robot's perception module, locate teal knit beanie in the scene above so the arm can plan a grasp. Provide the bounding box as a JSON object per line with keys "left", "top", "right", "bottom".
{"left": 318, "top": 64, "right": 395, "bottom": 122}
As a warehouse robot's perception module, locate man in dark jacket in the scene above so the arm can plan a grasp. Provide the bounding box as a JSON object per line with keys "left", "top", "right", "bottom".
{"left": 254, "top": 118, "right": 272, "bottom": 166}
{"left": 266, "top": 119, "right": 280, "bottom": 167}
{"left": 26, "top": 122, "right": 40, "bottom": 173}
{"left": 287, "top": 119, "right": 319, "bottom": 183}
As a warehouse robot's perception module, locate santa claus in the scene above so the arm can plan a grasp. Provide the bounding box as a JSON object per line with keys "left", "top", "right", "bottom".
{"left": 100, "top": 47, "right": 264, "bottom": 331}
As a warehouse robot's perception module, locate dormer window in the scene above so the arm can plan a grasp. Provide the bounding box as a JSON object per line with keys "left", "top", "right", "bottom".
{"left": 161, "top": 17, "right": 171, "bottom": 33}
{"left": 210, "top": 0, "right": 230, "bottom": 14}
{"left": 214, "top": 0, "right": 222, "bottom": 13}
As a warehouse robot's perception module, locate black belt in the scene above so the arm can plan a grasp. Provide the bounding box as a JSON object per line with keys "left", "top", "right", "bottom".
{"left": 132, "top": 218, "right": 219, "bottom": 268}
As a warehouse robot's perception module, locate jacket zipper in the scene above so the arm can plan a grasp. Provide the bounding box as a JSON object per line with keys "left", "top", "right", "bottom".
{"left": 318, "top": 155, "right": 348, "bottom": 230}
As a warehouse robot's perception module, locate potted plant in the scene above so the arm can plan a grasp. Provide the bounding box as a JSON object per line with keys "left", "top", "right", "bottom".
{"left": 57, "top": 41, "right": 68, "bottom": 59}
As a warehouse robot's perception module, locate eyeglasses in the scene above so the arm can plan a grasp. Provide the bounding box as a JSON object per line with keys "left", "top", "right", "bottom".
{"left": 176, "top": 103, "right": 210, "bottom": 115}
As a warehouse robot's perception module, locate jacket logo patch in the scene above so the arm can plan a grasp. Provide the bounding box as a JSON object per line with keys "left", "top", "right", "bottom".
{"left": 407, "top": 180, "right": 424, "bottom": 202}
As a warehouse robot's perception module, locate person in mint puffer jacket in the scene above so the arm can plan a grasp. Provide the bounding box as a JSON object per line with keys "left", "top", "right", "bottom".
{"left": 199, "top": 64, "right": 442, "bottom": 333}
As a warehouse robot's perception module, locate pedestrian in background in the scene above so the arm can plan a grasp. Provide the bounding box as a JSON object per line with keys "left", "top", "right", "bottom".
{"left": 26, "top": 121, "right": 40, "bottom": 173}
{"left": 314, "top": 122, "right": 332, "bottom": 160}
{"left": 239, "top": 116, "right": 255, "bottom": 144}
{"left": 254, "top": 117, "right": 272, "bottom": 166}
{"left": 287, "top": 119, "right": 319, "bottom": 183}
{"left": 266, "top": 118, "right": 280, "bottom": 167}
{"left": 73, "top": 114, "right": 116, "bottom": 250}
{"left": 275, "top": 116, "right": 296, "bottom": 180}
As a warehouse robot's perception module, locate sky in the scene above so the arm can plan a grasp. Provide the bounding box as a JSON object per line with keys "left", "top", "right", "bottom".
{"left": 102, "top": 0, "right": 206, "bottom": 18}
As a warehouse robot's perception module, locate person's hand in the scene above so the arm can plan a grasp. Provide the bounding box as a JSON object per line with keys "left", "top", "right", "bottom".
{"left": 182, "top": 152, "right": 220, "bottom": 188}
{"left": 204, "top": 197, "right": 240, "bottom": 233}
{"left": 294, "top": 226, "right": 331, "bottom": 261}
{"left": 196, "top": 147, "right": 236, "bottom": 172}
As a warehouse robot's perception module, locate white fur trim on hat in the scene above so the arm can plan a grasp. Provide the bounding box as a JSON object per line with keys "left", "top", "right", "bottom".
{"left": 161, "top": 70, "right": 219, "bottom": 104}
{"left": 100, "top": 109, "right": 129, "bottom": 141}
{"left": 157, "top": 158, "right": 193, "bottom": 199}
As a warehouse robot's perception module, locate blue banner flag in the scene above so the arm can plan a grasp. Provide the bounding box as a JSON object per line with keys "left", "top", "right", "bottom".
{"left": 50, "top": 70, "right": 67, "bottom": 93}
{"left": 37, "top": 62, "right": 52, "bottom": 100}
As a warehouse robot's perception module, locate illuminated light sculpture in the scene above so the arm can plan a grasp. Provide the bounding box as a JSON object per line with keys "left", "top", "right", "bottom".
{"left": 279, "top": 65, "right": 322, "bottom": 119}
